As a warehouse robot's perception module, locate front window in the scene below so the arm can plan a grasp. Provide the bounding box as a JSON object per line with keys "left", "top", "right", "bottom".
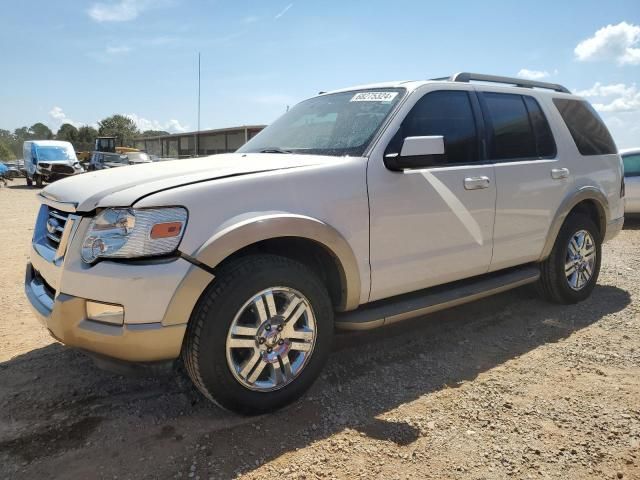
{"left": 35, "top": 146, "right": 76, "bottom": 162}
{"left": 238, "top": 88, "right": 405, "bottom": 157}
{"left": 623, "top": 153, "right": 640, "bottom": 177}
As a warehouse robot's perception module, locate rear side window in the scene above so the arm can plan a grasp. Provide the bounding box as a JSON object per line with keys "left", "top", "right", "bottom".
{"left": 523, "top": 97, "right": 556, "bottom": 158}
{"left": 398, "top": 90, "right": 478, "bottom": 164}
{"left": 623, "top": 154, "right": 640, "bottom": 177}
{"left": 553, "top": 99, "right": 617, "bottom": 155}
{"left": 481, "top": 92, "right": 537, "bottom": 160}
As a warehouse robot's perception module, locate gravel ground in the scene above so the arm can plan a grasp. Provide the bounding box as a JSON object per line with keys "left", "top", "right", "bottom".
{"left": 1, "top": 178, "right": 639, "bottom": 480}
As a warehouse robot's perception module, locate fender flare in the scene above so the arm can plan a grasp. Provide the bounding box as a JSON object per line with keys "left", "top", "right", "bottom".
{"left": 539, "top": 186, "right": 609, "bottom": 261}
{"left": 193, "top": 213, "right": 362, "bottom": 311}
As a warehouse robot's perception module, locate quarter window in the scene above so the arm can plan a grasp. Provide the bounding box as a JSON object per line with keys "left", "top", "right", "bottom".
{"left": 623, "top": 154, "right": 640, "bottom": 177}
{"left": 394, "top": 90, "right": 479, "bottom": 165}
{"left": 482, "top": 92, "right": 537, "bottom": 160}
{"left": 553, "top": 99, "right": 617, "bottom": 156}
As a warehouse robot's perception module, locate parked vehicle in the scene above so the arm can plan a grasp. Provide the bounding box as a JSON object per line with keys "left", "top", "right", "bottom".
{"left": 88, "top": 151, "right": 131, "bottom": 170}
{"left": 25, "top": 73, "right": 624, "bottom": 414}
{"left": 125, "top": 151, "right": 152, "bottom": 164}
{"left": 0, "top": 162, "right": 11, "bottom": 186}
{"left": 621, "top": 148, "right": 640, "bottom": 214}
{"left": 23, "top": 140, "right": 83, "bottom": 187}
{"left": 1, "top": 160, "right": 23, "bottom": 179}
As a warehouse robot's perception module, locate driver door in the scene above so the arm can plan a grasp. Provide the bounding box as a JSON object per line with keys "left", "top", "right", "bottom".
{"left": 367, "top": 88, "right": 496, "bottom": 301}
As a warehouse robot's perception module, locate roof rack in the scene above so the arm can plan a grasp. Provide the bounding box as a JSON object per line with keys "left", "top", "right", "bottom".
{"left": 431, "top": 72, "right": 571, "bottom": 94}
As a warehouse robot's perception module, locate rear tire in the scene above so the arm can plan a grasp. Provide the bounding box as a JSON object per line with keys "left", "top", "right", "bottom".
{"left": 538, "top": 213, "right": 601, "bottom": 304}
{"left": 26, "top": 176, "right": 33, "bottom": 186}
{"left": 182, "top": 254, "right": 333, "bottom": 414}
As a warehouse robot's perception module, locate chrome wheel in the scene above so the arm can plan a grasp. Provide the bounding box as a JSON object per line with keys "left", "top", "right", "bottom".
{"left": 565, "top": 229, "right": 597, "bottom": 291}
{"left": 225, "top": 287, "right": 317, "bottom": 392}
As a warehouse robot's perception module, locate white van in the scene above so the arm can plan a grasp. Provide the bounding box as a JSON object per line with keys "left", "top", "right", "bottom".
{"left": 23, "top": 140, "right": 84, "bottom": 187}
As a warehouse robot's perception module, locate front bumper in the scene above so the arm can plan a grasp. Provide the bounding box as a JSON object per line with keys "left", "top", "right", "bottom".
{"left": 25, "top": 264, "right": 187, "bottom": 362}
{"left": 24, "top": 201, "right": 214, "bottom": 363}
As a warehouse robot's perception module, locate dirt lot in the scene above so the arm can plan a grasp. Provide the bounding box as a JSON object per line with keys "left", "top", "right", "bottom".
{"left": 1, "top": 177, "right": 639, "bottom": 480}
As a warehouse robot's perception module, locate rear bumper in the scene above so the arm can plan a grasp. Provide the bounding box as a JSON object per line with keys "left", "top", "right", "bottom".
{"left": 604, "top": 216, "right": 624, "bottom": 242}
{"left": 25, "top": 263, "right": 187, "bottom": 362}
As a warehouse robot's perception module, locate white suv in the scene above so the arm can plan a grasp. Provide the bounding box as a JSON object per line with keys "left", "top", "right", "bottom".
{"left": 25, "top": 73, "right": 624, "bottom": 413}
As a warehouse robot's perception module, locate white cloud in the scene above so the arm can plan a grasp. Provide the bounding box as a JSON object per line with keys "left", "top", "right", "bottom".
{"left": 573, "top": 81, "right": 640, "bottom": 148}
{"left": 275, "top": 3, "right": 293, "bottom": 19}
{"left": 517, "top": 69, "right": 550, "bottom": 80}
{"left": 574, "top": 21, "right": 640, "bottom": 66}
{"left": 575, "top": 82, "right": 640, "bottom": 113}
{"left": 88, "top": 0, "right": 161, "bottom": 22}
{"left": 126, "top": 113, "right": 189, "bottom": 133}
{"left": 48, "top": 107, "right": 81, "bottom": 129}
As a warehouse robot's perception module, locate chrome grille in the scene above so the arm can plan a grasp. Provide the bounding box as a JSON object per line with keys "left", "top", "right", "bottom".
{"left": 46, "top": 208, "right": 70, "bottom": 247}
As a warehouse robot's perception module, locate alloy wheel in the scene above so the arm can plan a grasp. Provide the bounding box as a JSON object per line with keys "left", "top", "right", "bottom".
{"left": 225, "top": 287, "right": 317, "bottom": 391}
{"left": 565, "top": 229, "right": 597, "bottom": 291}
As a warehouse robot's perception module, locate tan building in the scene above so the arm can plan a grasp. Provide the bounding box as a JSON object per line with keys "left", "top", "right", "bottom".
{"left": 134, "top": 125, "right": 265, "bottom": 158}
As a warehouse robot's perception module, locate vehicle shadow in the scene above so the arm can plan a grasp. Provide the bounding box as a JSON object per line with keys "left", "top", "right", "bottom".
{"left": 6, "top": 184, "right": 39, "bottom": 190}
{"left": 0, "top": 283, "right": 631, "bottom": 478}
{"left": 623, "top": 215, "right": 640, "bottom": 230}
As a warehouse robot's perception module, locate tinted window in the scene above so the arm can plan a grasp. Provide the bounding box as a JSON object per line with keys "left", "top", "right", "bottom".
{"left": 482, "top": 92, "right": 537, "bottom": 160}
{"left": 623, "top": 154, "right": 640, "bottom": 177}
{"left": 523, "top": 96, "right": 556, "bottom": 157}
{"left": 396, "top": 90, "right": 478, "bottom": 164}
{"left": 553, "top": 99, "right": 616, "bottom": 155}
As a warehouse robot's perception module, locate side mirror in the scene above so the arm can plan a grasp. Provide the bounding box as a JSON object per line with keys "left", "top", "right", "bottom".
{"left": 384, "top": 135, "right": 445, "bottom": 171}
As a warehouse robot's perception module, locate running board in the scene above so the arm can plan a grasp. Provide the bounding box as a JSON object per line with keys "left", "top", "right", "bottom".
{"left": 335, "top": 265, "right": 540, "bottom": 331}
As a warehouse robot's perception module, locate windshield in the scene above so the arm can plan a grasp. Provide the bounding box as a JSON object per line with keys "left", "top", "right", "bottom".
{"left": 36, "top": 146, "right": 76, "bottom": 162}
{"left": 238, "top": 88, "right": 405, "bottom": 157}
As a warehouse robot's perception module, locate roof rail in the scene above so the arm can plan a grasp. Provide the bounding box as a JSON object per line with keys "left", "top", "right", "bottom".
{"left": 432, "top": 72, "right": 571, "bottom": 94}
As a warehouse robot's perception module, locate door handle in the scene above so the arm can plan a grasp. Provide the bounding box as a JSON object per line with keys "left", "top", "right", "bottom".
{"left": 464, "top": 176, "right": 491, "bottom": 190}
{"left": 551, "top": 168, "right": 570, "bottom": 180}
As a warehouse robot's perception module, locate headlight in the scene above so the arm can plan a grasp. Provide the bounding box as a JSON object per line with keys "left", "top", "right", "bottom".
{"left": 81, "top": 207, "right": 187, "bottom": 264}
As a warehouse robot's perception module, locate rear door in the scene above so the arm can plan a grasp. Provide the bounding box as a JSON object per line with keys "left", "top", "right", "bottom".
{"left": 367, "top": 88, "right": 496, "bottom": 301}
{"left": 479, "top": 90, "right": 569, "bottom": 271}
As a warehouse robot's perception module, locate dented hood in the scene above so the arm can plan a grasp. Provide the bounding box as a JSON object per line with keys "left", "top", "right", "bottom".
{"left": 40, "top": 153, "right": 325, "bottom": 212}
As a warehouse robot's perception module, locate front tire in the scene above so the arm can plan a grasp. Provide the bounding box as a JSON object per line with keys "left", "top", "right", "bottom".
{"left": 182, "top": 254, "right": 333, "bottom": 414}
{"left": 538, "top": 213, "right": 601, "bottom": 304}
{"left": 34, "top": 174, "right": 43, "bottom": 188}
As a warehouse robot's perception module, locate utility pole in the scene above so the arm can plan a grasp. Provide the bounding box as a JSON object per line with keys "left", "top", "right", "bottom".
{"left": 195, "top": 52, "right": 201, "bottom": 157}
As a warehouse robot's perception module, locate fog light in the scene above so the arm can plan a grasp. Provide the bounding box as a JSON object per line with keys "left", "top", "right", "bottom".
{"left": 86, "top": 301, "right": 124, "bottom": 325}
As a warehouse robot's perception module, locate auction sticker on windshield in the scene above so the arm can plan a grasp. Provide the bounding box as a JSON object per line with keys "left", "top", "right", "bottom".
{"left": 350, "top": 92, "right": 399, "bottom": 102}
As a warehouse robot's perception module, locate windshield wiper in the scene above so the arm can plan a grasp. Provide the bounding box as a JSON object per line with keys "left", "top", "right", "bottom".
{"left": 259, "top": 148, "right": 293, "bottom": 154}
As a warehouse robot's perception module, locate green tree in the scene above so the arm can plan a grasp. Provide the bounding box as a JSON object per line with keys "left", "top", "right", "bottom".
{"left": 14, "top": 126, "right": 30, "bottom": 141}
{"left": 56, "top": 123, "right": 79, "bottom": 143}
{"left": 0, "top": 129, "right": 13, "bottom": 142}
{"left": 98, "top": 115, "right": 139, "bottom": 147}
{"left": 29, "top": 122, "right": 53, "bottom": 140}
{"left": 0, "top": 141, "right": 16, "bottom": 161}
{"left": 76, "top": 125, "right": 99, "bottom": 152}
{"left": 140, "top": 130, "right": 170, "bottom": 137}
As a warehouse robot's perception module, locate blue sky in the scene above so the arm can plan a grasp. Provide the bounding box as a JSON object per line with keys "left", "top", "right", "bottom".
{"left": 1, "top": 0, "right": 639, "bottom": 147}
